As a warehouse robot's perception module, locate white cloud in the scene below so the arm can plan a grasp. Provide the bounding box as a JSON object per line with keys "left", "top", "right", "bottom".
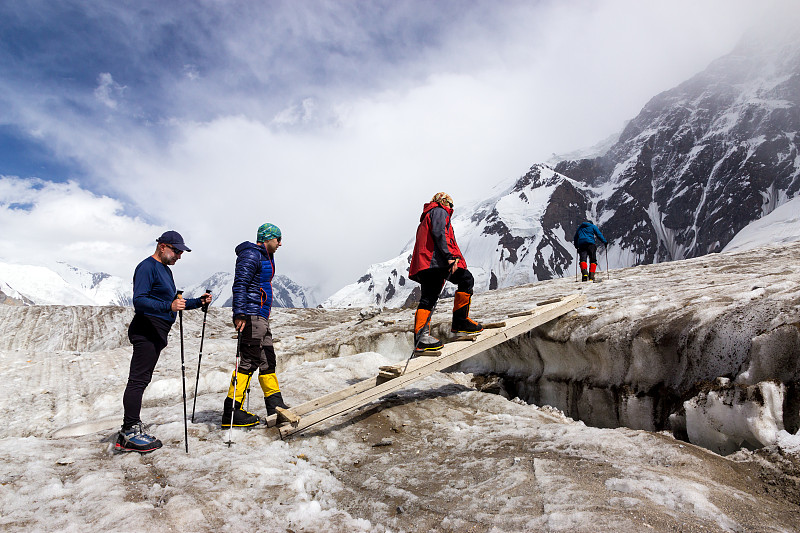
{"left": 93, "top": 73, "right": 125, "bottom": 110}
{"left": 0, "top": 176, "right": 162, "bottom": 279}
{"left": 2, "top": 0, "right": 799, "bottom": 298}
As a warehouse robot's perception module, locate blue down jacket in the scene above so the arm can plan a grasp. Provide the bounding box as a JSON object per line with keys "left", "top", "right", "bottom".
{"left": 232, "top": 241, "right": 275, "bottom": 319}
{"left": 573, "top": 222, "right": 608, "bottom": 248}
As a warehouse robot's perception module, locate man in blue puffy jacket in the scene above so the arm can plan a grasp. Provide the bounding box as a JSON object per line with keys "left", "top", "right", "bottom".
{"left": 221, "top": 223, "right": 289, "bottom": 428}
{"left": 573, "top": 221, "right": 608, "bottom": 282}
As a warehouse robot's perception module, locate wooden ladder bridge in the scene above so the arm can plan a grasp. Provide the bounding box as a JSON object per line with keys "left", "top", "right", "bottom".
{"left": 272, "top": 293, "right": 586, "bottom": 439}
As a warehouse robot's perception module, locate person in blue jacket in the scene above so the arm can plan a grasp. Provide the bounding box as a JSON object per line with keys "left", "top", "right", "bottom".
{"left": 573, "top": 221, "right": 608, "bottom": 282}
{"left": 117, "top": 230, "right": 212, "bottom": 453}
{"left": 221, "top": 222, "right": 289, "bottom": 428}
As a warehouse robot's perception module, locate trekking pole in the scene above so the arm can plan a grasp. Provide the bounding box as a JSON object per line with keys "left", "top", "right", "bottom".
{"left": 575, "top": 256, "right": 578, "bottom": 282}
{"left": 190, "top": 289, "right": 211, "bottom": 423}
{"left": 224, "top": 331, "right": 242, "bottom": 447}
{"left": 605, "top": 244, "right": 610, "bottom": 281}
{"left": 177, "top": 291, "right": 189, "bottom": 454}
{"left": 401, "top": 270, "right": 452, "bottom": 376}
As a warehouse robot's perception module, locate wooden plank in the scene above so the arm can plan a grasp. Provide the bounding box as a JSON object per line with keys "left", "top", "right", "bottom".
{"left": 279, "top": 294, "right": 582, "bottom": 424}
{"left": 389, "top": 294, "right": 583, "bottom": 377}
{"left": 283, "top": 340, "right": 494, "bottom": 419}
{"left": 279, "top": 294, "right": 585, "bottom": 438}
{"left": 283, "top": 354, "right": 439, "bottom": 418}
{"left": 288, "top": 376, "right": 383, "bottom": 416}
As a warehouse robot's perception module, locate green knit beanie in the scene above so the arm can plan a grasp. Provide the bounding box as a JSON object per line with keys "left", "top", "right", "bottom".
{"left": 257, "top": 223, "right": 281, "bottom": 243}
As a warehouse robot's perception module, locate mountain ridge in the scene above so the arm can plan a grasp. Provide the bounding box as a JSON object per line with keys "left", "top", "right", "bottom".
{"left": 0, "top": 261, "right": 316, "bottom": 308}
{"left": 324, "top": 30, "right": 800, "bottom": 309}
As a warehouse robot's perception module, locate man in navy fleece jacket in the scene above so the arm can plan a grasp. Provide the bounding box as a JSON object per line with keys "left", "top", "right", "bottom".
{"left": 116, "top": 230, "right": 212, "bottom": 453}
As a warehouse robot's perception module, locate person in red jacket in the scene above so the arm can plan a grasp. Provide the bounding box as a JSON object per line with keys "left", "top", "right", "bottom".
{"left": 409, "top": 192, "right": 483, "bottom": 353}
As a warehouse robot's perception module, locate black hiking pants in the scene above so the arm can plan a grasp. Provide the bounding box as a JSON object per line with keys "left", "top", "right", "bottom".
{"left": 122, "top": 314, "right": 172, "bottom": 429}
{"left": 415, "top": 267, "right": 474, "bottom": 311}
{"left": 577, "top": 243, "right": 598, "bottom": 266}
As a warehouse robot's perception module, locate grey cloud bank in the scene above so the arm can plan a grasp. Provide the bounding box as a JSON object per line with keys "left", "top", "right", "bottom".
{"left": 0, "top": 0, "right": 798, "bottom": 298}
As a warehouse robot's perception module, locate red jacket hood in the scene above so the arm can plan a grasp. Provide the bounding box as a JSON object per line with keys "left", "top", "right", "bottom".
{"left": 420, "top": 201, "right": 453, "bottom": 221}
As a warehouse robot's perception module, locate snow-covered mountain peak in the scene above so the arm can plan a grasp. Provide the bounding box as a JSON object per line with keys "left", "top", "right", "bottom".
{"left": 0, "top": 262, "right": 316, "bottom": 308}
{"left": 327, "top": 31, "right": 800, "bottom": 310}
{"left": 184, "top": 271, "right": 318, "bottom": 309}
{"left": 0, "top": 261, "right": 130, "bottom": 306}
{"left": 324, "top": 164, "right": 588, "bottom": 309}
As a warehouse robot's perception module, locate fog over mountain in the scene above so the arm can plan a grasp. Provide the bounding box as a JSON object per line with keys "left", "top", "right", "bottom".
{"left": 325, "top": 28, "right": 800, "bottom": 309}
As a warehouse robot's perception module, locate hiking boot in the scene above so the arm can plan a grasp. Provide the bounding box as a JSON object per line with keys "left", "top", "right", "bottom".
{"left": 221, "top": 397, "right": 260, "bottom": 428}
{"left": 265, "top": 392, "right": 290, "bottom": 417}
{"left": 413, "top": 308, "right": 443, "bottom": 353}
{"left": 414, "top": 327, "right": 444, "bottom": 353}
{"left": 451, "top": 316, "right": 483, "bottom": 334}
{"left": 115, "top": 423, "right": 163, "bottom": 453}
{"left": 451, "top": 291, "right": 484, "bottom": 334}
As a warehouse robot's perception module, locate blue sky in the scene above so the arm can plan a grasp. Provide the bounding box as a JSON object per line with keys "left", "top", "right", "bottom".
{"left": 1, "top": 0, "right": 797, "bottom": 299}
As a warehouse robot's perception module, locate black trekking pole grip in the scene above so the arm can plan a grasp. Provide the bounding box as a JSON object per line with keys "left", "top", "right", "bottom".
{"left": 201, "top": 287, "right": 211, "bottom": 312}
{"left": 191, "top": 289, "right": 212, "bottom": 423}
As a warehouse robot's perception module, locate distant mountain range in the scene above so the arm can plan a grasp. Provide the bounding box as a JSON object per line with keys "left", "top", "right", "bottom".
{"left": 0, "top": 262, "right": 131, "bottom": 306}
{"left": 324, "top": 29, "right": 800, "bottom": 308}
{"left": 183, "top": 272, "right": 317, "bottom": 309}
{"left": 5, "top": 31, "right": 799, "bottom": 311}
{"left": 0, "top": 262, "right": 316, "bottom": 308}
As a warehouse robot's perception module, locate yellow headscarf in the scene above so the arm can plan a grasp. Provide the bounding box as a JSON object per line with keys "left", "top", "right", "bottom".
{"left": 431, "top": 192, "right": 453, "bottom": 208}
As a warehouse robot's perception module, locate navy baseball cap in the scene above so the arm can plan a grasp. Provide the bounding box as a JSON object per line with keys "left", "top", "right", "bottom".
{"left": 156, "top": 230, "right": 191, "bottom": 252}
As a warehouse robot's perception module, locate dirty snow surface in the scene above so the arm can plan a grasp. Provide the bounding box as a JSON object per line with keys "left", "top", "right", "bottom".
{"left": 2, "top": 243, "right": 800, "bottom": 532}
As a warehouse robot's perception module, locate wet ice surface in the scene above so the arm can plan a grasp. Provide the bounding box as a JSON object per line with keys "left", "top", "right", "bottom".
{"left": 2, "top": 243, "right": 800, "bottom": 531}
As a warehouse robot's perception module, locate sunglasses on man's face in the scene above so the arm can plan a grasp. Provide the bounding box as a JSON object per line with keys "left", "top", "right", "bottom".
{"left": 165, "top": 244, "right": 184, "bottom": 255}
{"left": 276, "top": 236, "right": 281, "bottom": 243}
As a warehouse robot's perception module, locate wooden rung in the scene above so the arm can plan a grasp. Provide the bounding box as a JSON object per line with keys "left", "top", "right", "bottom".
{"left": 508, "top": 297, "right": 569, "bottom": 317}
{"left": 482, "top": 321, "right": 506, "bottom": 329}
{"left": 276, "top": 406, "right": 300, "bottom": 426}
{"left": 451, "top": 334, "right": 479, "bottom": 342}
{"left": 537, "top": 297, "right": 566, "bottom": 306}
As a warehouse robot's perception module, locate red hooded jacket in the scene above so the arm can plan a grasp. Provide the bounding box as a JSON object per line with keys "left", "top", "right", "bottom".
{"left": 409, "top": 201, "right": 467, "bottom": 281}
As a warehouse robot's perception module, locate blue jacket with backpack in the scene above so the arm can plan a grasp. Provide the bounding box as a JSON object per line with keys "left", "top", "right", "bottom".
{"left": 573, "top": 222, "right": 607, "bottom": 248}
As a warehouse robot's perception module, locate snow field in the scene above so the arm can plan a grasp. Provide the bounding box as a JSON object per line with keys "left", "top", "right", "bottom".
{"left": 1, "top": 346, "right": 799, "bottom": 531}
{"left": 3, "top": 243, "right": 800, "bottom": 529}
